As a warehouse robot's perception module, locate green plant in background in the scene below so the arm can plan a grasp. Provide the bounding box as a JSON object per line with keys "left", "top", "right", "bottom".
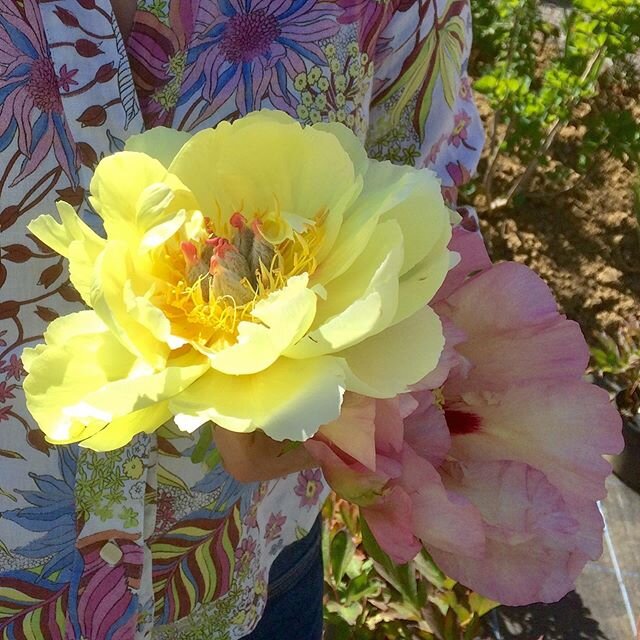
{"left": 322, "top": 495, "right": 497, "bottom": 640}
{"left": 471, "top": 0, "right": 640, "bottom": 208}
{"left": 591, "top": 320, "right": 640, "bottom": 424}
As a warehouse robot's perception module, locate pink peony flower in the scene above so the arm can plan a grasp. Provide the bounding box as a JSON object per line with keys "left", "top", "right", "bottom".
{"left": 425, "top": 255, "right": 623, "bottom": 604}
{"left": 308, "top": 228, "right": 623, "bottom": 606}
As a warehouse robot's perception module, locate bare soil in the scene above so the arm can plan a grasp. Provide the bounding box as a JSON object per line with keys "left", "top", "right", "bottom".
{"left": 471, "top": 96, "right": 640, "bottom": 344}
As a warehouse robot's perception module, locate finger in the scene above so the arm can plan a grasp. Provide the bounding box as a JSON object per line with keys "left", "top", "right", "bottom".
{"left": 212, "top": 426, "right": 316, "bottom": 483}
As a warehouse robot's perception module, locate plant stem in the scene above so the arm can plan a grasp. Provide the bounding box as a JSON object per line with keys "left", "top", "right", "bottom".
{"left": 505, "top": 44, "right": 606, "bottom": 205}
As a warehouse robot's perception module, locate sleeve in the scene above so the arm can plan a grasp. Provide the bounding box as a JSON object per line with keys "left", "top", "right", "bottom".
{"left": 365, "top": 0, "right": 484, "bottom": 212}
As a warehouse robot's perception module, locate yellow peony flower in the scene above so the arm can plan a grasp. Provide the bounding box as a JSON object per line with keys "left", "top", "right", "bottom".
{"left": 24, "top": 111, "right": 454, "bottom": 451}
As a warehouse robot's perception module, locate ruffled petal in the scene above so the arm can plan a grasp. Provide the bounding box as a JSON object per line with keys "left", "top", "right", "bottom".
{"left": 316, "top": 393, "right": 377, "bottom": 470}
{"left": 401, "top": 447, "right": 485, "bottom": 559}
{"left": 170, "top": 355, "right": 346, "bottom": 441}
{"left": 168, "top": 113, "right": 357, "bottom": 235}
{"left": 286, "top": 221, "right": 403, "bottom": 358}
{"left": 202, "top": 274, "right": 317, "bottom": 375}
{"left": 22, "top": 311, "right": 207, "bottom": 448}
{"left": 440, "top": 263, "right": 590, "bottom": 393}
{"left": 125, "top": 126, "right": 191, "bottom": 168}
{"left": 448, "top": 381, "right": 623, "bottom": 502}
{"left": 27, "top": 201, "right": 106, "bottom": 304}
{"left": 432, "top": 460, "right": 586, "bottom": 605}
{"left": 363, "top": 486, "right": 422, "bottom": 564}
{"left": 342, "top": 306, "right": 444, "bottom": 398}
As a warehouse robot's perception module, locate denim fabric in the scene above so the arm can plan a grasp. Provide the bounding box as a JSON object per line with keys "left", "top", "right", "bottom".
{"left": 243, "top": 517, "right": 323, "bottom": 640}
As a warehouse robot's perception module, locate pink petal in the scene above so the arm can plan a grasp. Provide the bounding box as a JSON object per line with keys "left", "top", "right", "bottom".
{"left": 402, "top": 393, "right": 451, "bottom": 467}
{"left": 449, "top": 381, "right": 623, "bottom": 502}
{"left": 373, "top": 397, "right": 405, "bottom": 457}
{"left": 432, "top": 460, "right": 589, "bottom": 605}
{"left": 304, "top": 437, "right": 388, "bottom": 505}
{"left": 413, "top": 317, "right": 469, "bottom": 391}
{"left": 439, "top": 263, "right": 590, "bottom": 394}
{"left": 363, "top": 486, "right": 421, "bottom": 564}
{"left": 319, "top": 393, "right": 377, "bottom": 470}
{"left": 433, "top": 225, "right": 491, "bottom": 303}
{"left": 401, "top": 447, "right": 485, "bottom": 559}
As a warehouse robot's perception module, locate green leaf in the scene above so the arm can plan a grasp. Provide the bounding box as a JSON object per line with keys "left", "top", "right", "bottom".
{"left": 330, "top": 530, "right": 355, "bottom": 584}
{"left": 468, "top": 592, "right": 499, "bottom": 617}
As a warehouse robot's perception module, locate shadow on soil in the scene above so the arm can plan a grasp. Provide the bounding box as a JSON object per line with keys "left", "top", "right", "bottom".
{"left": 487, "top": 591, "right": 610, "bottom": 640}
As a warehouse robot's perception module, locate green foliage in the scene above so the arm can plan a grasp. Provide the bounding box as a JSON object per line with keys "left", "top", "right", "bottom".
{"left": 322, "top": 495, "right": 496, "bottom": 640}
{"left": 471, "top": 0, "right": 640, "bottom": 205}
{"left": 591, "top": 321, "right": 640, "bottom": 421}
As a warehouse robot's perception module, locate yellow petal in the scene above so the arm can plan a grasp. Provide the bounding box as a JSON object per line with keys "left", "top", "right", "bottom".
{"left": 286, "top": 220, "right": 403, "bottom": 358}
{"left": 89, "top": 151, "right": 195, "bottom": 240}
{"left": 170, "top": 355, "right": 347, "bottom": 441}
{"left": 23, "top": 311, "right": 141, "bottom": 440}
{"left": 125, "top": 127, "right": 191, "bottom": 168}
{"left": 202, "top": 274, "right": 317, "bottom": 375}
{"left": 79, "top": 402, "right": 173, "bottom": 451}
{"left": 90, "top": 241, "right": 169, "bottom": 368}
{"left": 27, "top": 201, "right": 106, "bottom": 304}
{"left": 23, "top": 311, "right": 208, "bottom": 448}
{"left": 378, "top": 163, "right": 450, "bottom": 275}
{"left": 168, "top": 114, "right": 357, "bottom": 230}
{"left": 314, "top": 161, "right": 431, "bottom": 287}
{"left": 341, "top": 306, "right": 444, "bottom": 398}
{"left": 394, "top": 224, "right": 452, "bottom": 324}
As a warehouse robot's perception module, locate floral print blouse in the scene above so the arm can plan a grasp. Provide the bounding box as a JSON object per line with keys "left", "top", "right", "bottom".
{"left": 0, "top": 0, "right": 483, "bottom": 638}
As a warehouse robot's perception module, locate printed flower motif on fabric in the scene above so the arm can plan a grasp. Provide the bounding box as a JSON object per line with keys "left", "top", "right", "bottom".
{"left": 176, "top": 0, "right": 341, "bottom": 126}
{"left": 128, "top": 0, "right": 198, "bottom": 128}
{"left": 293, "top": 41, "right": 373, "bottom": 138}
{"left": 337, "top": 0, "right": 409, "bottom": 59}
{"left": 75, "top": 448, "right": 142, "bottom": 527}
{"left": 0, "top": 0, "right": 78, "bottom": 185}
{"left": 372, "top": 0, "right": 469, "bottom": 142}
{"left": 294, "top": 469, "right": 324, "bottom": 508}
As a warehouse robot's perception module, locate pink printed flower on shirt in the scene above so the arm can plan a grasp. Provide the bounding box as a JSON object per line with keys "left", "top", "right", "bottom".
{"left": 264, "top": 512, "right": 286, "bottom": 542}
{"left": 235, "top": 536, "right": 257, "bottom": 569}
{"left": 185, "top": 0, "right": 340, "bottom": 119}
{"left": 449, "top": 111, "right": 472, "bottom": 148}
{"left": 57, "top": 64, "right": 79, "bottom": 93}
{"left": 244, "top": 502, "right": 258, "bottom": 529}
{"left": 294, "top": 469, "right": 324, "bottom": 508}
{"left": 0, "top": 381, "right": 16, "bottom": 404}
{"left": 0, "top": 0, "right": 78, "bottom": 184}
{"left": 0, "top": 354, "right": 25, "bottom": 381}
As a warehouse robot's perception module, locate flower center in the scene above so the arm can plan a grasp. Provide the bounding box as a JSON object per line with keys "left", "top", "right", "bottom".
{"left": 220, "top": 9, "right": 281, "bottom": 64}
{"left": 444, "top": 407, "right": 482, "bottom": 435}
{"left": 27, "top": 58, "right": 63, "bottom": 113}
{"left": 305, "top": 481, "right": 317, "bottom": 498}
{"left": 159, "top": 208, "right": 325, "bottom": 348}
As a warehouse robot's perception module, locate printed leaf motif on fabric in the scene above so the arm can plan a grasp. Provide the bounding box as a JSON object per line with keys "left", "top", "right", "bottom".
{"left": 373, "top": 0, "right": 467, "bottom": 141}
{"left": 0, "top": 572, "right": 68, "bottom": 640}
{"left": 151, "top": 506, "right": 241, "bottom": 625}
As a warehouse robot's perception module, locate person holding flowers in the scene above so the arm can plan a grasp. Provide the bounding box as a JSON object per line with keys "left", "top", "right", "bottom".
{"left": 0, "top": 1, "right": 621, "bottom": 639}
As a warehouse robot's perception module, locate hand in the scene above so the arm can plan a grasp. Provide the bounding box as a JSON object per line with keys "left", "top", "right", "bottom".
{"left": 212, "top": 425, "right": 316, "bottom": 483}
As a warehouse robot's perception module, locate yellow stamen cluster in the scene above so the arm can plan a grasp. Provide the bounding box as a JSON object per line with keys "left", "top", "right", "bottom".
{"left": 159, "top": 209, "right": 326, "bottom": 348}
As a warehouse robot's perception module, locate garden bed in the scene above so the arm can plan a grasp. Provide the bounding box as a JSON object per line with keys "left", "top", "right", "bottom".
{"left": 472, "top": 99, "right": 639, "bottom": 345}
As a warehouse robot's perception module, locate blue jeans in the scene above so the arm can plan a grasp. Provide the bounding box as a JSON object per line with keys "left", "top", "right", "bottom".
{"left": 243, "top": 517, "right": 323, "bottom": 639}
